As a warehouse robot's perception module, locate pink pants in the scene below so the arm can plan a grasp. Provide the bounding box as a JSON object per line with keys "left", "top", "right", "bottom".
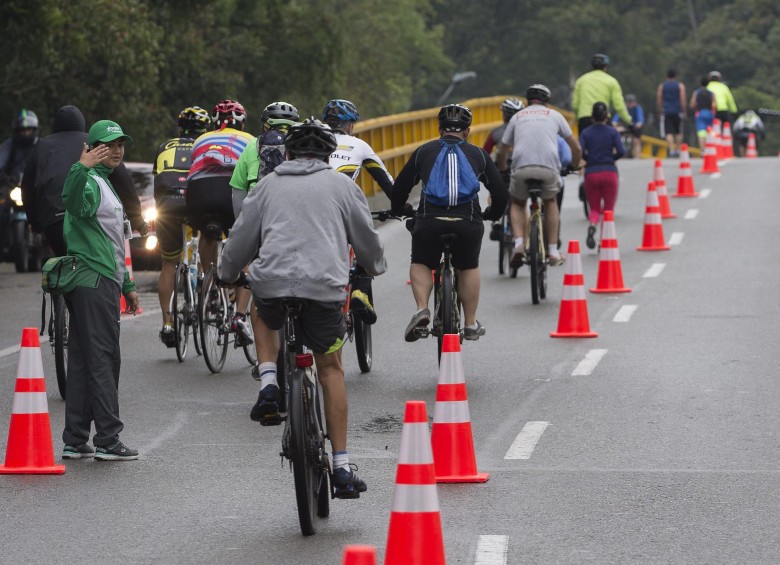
{"left": 585, "top": 170, "right": 619, "bottom": 225}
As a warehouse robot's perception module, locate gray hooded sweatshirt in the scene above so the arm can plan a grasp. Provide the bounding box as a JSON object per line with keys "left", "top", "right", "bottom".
{"left": 219, "top": 158, "right": 386, "bottom": 302}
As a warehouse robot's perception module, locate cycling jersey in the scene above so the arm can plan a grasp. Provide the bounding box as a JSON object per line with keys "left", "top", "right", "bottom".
{"left": 329, "top": 133, "right": 394, "bottom": 198}
{"left": 706, "top": 81, "right": 737, "bottom": 113}
{"left": 573, "top": 69, "right": 631, "bottom": 125}
{"left": 188, "top": 127, "right": 254, "bottom": 181}
{"left": 153, "top": 137, "right": 194, "bottom": 199}
{"left": 483, "top": 124, "right": 507, "bottom": 155}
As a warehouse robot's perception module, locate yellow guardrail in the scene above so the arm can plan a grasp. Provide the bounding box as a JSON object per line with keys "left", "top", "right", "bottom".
{"left": 353, "top": 96, "right": 698, "bottom": 197}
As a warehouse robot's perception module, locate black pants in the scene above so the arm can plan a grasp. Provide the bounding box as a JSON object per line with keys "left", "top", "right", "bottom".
{"left": 63, "top": 276, "right": 124, "bottom": 448}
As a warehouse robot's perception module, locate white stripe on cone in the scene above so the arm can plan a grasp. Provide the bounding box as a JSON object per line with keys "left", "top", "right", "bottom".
{"left": 599, "top": 247, "right": 621, "bottom": 261}
{"left": 391, "top": 484, "right": 441, "bottom": 513}
{"left": 398, "top": 422, "right": 434, "bottom": 464}
{"left": 12, "top": 392, "right": 49, "bottom": 414}
{"left": 562, "top": 284, "right": 587, "bottom": 301}
{"left": 433, "top": 400, "right": 471, "bottom": 424}
{"left": 18, "top": 348, "right": 44, "bottom": 379}
{"left": 437, "top": 353, "right": 465, "bottom": 384}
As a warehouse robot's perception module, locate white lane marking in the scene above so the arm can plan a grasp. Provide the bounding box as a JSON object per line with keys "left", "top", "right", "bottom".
{"left": 699, "top": 188, "right": 712, "bottom": 199}
{"left": 571, "top": 349, "right": 608, "bottom": 376}
{"left": 684, "top": 209, "right": 699, "bottom": 220}
{"left": 505, "top": 421, "right": 549, "bottom": 460}
{"left": 0, "top": 344, "right": 21, "bottom": 359}
{"left": 474, "top": 535, "right": 509, "bottom": 565}
{"left": 668, "top": 232, "right": 685, "bottom": 245}
{"left": 710, "top": 172, "right": 722, "bottom": 179}
{"left": 643, "top": 263, "right": 666, "bottom": 278}
{"left": 138, "top": 411, "right": 188, "bottom": 454}
{"left": 613, "top": 305, "right": 638, "bottom": 323}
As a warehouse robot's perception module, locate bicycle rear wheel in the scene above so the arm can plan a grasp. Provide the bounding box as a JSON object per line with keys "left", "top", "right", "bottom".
{"left": 53, "top": 295, "right": 68, "bottom": 400}
{"left": 172, "top": 263, "right": 189, "bottom": 362}
{"left": 289, "top": 367, "right": 321, "bottom": 536}
{"left": 199, "top": 267, "right": 228, "bottom": 373}
{"left": 529, "top": 215, "right": 542, "bottom": 305}
{"left": 437, "top": 267, "right": 455, "bottom": 363}
{"left": 242, "top": 303, "right": 257, "bottom": 366}
{"left": 498, "top": 213, "right": 513, "bottom": 276}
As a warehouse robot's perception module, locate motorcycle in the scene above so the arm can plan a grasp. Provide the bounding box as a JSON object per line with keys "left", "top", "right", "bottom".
{"left": 6, "top": 184, "right": 47, "bottom": 272}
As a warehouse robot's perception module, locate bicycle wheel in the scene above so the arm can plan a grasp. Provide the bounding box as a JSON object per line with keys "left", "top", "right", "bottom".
{"left": 53, "top": 295, "right": 68, "bottom": 400}
{"left": 353, "top": 312, "right": 372, "bottom": 373}
{"left": 172, "top": 263, "right": 189, "bottom": 362}
{"left": 199, "top": 267, "right": 228, "bottom": 373}
{"left": 579, "top": 180, "right": 590, "bottom": 220}
{"left": 192, "top": 275, "right": 202, "bottom": 356}
{"left": 529, "top": 215, "right": 541, "bottom": 305}
{"left": 289, "top": 368, "right": 318, "bottom": 536}
{"left": 437, "top": 267, "right": 455, "bottom": 362}
{"left": 498, "top": 213, "right": 513, "bottom": 276}
{"left": 242, "top": 303, "right": 257, "bottom": 366}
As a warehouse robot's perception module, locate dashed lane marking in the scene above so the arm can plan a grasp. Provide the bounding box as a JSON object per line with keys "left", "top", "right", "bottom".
{"left": 571, "top": 349, "right": 608, "bottom": 376}
{"left": 668, "top": 232, "right": 685, "bottom": 245}
{"left": 710, "top": 172, "right": 722, "bottom": 179}
{"left": 684, "top": 209, "right": 699, "bottom": 219}
{"left": 699, "top": 188, "right": 712, "bottom": 198}
{"left": 613, "top": 305, "right": 638, "bottom": 323}
{"left": 505, "top": 421, "right": 549, "bottom": 460}
{"left": 643, "top": 263, "right": 666, "bottom": 278}
{"left": 0, "top": 345, "right": 20, "bottom": 359}
{"left": 474, "top": 535, "right": 509, "bottom": 565}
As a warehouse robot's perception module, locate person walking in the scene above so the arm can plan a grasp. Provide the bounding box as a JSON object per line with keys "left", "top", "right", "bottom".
{"left": 656, "top": 69, "right": 687, "bottom": 157}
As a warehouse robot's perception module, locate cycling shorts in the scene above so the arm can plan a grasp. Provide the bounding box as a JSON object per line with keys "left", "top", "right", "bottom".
{"left": 185, "top": 176, "right": 235, "bottom": 239}
{"left": 255, "top": 298, "right": 346, "bottom": 355}
{"left": 155, "top": 191, "right": 187, "bottom": 262}
{"left": 694, "top": 110, "right": 714, "bottom": 135}
{"left": 411, "top": 217, "right": 484, "bottom": 271}
{"left": 664, "top": 114, "right": 682, "bottom": 135}
{"left": 509, "top": 166, "right": 560, "bottom": 201}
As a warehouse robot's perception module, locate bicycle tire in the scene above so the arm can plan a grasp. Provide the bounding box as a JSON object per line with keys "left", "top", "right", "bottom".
{"left": 289, "top": 367, "right": 317, "bottom": 536}
{"left": 579, "top": 180, "right": 590, "bottom": 220}
{"left": 353, "top": 313, "right": 372, "bottom": 373}
{"left": 438, "top": 267, "right": 455, "bottom": 362}
{"left": 53, "top": 295, "right": 68, "bottom": 400}
{"left": 199, "top": 267, "right": 228, "bottom": 373}
{"left": 242, "top": 304, "right": 257, "bottom": 366}
{"left": 172, "top": 263, "right": 189, "bottom": 362}
{"left": 530, "top": 215, "right": 541, "bottom": 305}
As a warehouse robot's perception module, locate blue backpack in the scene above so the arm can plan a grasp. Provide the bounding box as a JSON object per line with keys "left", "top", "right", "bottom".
{"left": 423, "top": 139, "right": 480, "bottom": 207}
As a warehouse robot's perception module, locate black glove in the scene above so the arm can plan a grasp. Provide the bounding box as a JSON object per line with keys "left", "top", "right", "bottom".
{"left": 482, "top": 206, "right": 501, "bottom": 222}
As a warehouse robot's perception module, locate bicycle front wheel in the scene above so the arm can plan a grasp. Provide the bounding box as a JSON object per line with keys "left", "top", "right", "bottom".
{"left": 289, "top": 369, "right": 318, "bottom": 536}
{"left": 242, "top": 303, "right": 257, "bottom": 366}
{"left": 199, "top": 267, "right": 228, "bottom": 373}
{"left": 53, "top": 295, "right": 68, "bottom": 400}
{"left": 172, "top": 263, "right": 189, "bottom": 362}
{"left": 353, "top": 313, "right": 372, "bottom": 373}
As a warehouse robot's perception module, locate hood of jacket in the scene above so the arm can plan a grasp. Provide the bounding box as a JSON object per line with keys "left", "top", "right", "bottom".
{"left": 52, "top": 105, "right": 87, "bottom": 134}
{"left": 273, "top": 158, "right": 331, "bottom": 176}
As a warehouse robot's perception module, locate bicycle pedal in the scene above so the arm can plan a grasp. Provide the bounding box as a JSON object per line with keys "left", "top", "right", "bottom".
{"left": 260, "top": 414, "right": 283, "bottom": 426}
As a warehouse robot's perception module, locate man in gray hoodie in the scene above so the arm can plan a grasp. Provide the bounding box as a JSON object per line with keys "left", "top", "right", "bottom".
{"left": 218, "top": 118, "right": 386, "bottom": 499}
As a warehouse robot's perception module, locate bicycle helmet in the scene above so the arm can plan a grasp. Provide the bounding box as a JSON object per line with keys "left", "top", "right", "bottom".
{"left": 625, "top": 94, "right": 637, "bottom": 103}
{"left": 438, "top": 103, "right": 473, "bottom": 132}
{"left": 708, "top": 70, "right": 722, "bottom": 81}
{"left": 177, "top": 106, "right": 211, "bottom": 135}
{"left": 12, "top": 109, "right": 38, "bottom": 130}
{"left": 261, "top": 101, "right": 300, "bottom": 131}
{"left": 500, "top": 98, "right": 525, "bottom": 118}
{"left": 591, "top": 53, "right": 610, "bottom": 69}
{"left": 321, "top": 99, "right": 360, "bottom": 126}
{"left": 284, "top": 117, "right": 338, "bottom": 158}
{"left": 212, "top": 99, "right": 246, "bottom": 129}
{"left": 525, "top": 84, "right": 551, "bottom": 104}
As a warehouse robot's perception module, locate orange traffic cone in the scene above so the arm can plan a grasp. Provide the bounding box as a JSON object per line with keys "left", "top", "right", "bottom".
{"left": 746, "top": 133, "right": 758, "bottom": 158}
{"left": 637, "top": 182, "right": 671, "bottom": 252}
{"left": 699, "top": 130, "right": 720, "bottom": 174}
{"left": 385, "top": 401, "right": 446, "bottom": 565}
{"left": 653, "top": 159, "right": 676, "bottom": 218}
{"left": 590, "top": 211, "right": 631, "bottom": 294}
{"left": 721, "top": 121, "right": 734, "bottom": 159}
{"left": 430, "top": 334, "right": 489, "bottom": 483}
{"left": 342, "top": 545, "right": 377, "bottom": 565}
{"left": 121, "top": 240, "right": 143, "bottom": 314}
{"left": 712, "top": 119, "right": 724, "bottom": 159}
{"left": 673, "top": 144, "right": 699, "bottom": 197}
{"left": 0, "top": 328, "right": 65, "bottom": 475}
{"left": 550, "top": 241, "right": 598, "bottom": 338}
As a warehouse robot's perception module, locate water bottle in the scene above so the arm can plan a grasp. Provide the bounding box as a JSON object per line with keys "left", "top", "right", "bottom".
{"left": 189, "top": 262, "right": 198, "bottom": 297}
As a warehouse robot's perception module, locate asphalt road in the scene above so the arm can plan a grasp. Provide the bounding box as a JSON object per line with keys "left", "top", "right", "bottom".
{"left": 1, "top": 156, "right": 779, "bottom": 564}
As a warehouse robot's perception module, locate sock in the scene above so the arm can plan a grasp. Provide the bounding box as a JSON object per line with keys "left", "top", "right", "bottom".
{"left": 258, "top": 362, "right": 277, "bottom": 389}
{"left": 162, "top": 324, "right": 173, "bottom": 332}
{"left": 333, "top": 450, "right": 350, "bottom": 471}
{"left": 465, "top": 323, "right": 478, "bottom": 330}
{"left": 548, "top": 244, "right": 560, "bottom": 257}
{"left": 514, "top": 237, "right": 524, "bottom": 249}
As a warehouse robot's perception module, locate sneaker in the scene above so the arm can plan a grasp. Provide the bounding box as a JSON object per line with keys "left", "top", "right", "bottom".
{"left": 586, "top": 225, "right": 597, "bottom": 250}
{"left": 404, "top": 308, "right": 430, "bottom": 343}
{"left": 350, "top": 290, "right": 377, "bottom": 325}
{"left": 94, "top": 441, "right": 139, "bottom": 461}
{"left": 463, "top": 321, "right": 486, "bottom": 341}
{"left": 62, "top": 443, "right": 95, "bottom": 460}
{"left": 510, "top": 248, "right": 527, "bottom": 269}
{"left": 159, "top": 326, "right": 176, "bottom": 348}
{"left": 332, "top": 464, "right": 367, "bottom": 499}
{"left": 251, "top": 363, "right": 261, "bottom": 381}
{"left": 231, "top": 313, "right": 253, "bottom": 346}
{"left": 250, "top": 384, "right": 282, "bottom": 426}
{"left": 548, "top": 254, "right": 566, "bottom": 267}
{"left": 489, "top": 223, "right": 503, "bottom": 241}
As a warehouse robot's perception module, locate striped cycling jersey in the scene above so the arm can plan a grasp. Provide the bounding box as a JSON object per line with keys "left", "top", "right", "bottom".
{"left": 188, "top": 127, "right": 254, "bottom": 181}
{"left": 328, "top": 132, "right": 394, "bottom": 198}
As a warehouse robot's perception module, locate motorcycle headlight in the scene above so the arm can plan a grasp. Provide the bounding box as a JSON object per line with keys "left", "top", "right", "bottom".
{"left": 142, "top": 207, "right": 157, "bottom": 223}
{"left": 144, "top": 235, "right": 158, "bottom": 250}
{"left": 9, "top": 187, "right": 23, "bottom": 207}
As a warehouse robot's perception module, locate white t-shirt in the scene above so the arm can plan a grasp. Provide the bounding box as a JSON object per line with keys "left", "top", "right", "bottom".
{"left": 501, "top": 105, "right": 573, "bottom": 172}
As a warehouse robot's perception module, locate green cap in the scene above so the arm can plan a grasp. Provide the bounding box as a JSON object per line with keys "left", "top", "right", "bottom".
{"left": 87, "top": 119, "right": 133, "bottom": 146}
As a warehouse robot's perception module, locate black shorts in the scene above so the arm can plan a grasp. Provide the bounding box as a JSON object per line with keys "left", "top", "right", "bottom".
{"left": 255, "top": 298, "right": 346, "bottom": 355}
{"left": 411, "top": 217, "right": 484, "bottom": 270}
{"left": 664, "top": 114, "right": 681, "bottom": 135}
{"left": 155, "top": 191, "right": 187, "bottom": 262}
{"left": 185, "top": 176, "right": 235, "bottom": 239}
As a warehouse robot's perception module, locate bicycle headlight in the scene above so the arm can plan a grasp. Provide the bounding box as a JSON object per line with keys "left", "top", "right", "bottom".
{"left": 142, "top": 206, "right": 157, "bottom": 223}
{"left": 144, "top": 235, "right": 158, "bottom": 250}
{"left": 9, "top": 186, "right": 23, "bottom": 207}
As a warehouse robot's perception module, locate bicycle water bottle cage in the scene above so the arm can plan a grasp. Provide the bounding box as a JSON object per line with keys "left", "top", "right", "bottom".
{"left": 204, "top": 221, "right": 223, "bottom": 241}
{"left": 296, "top": 353, "right": 314, "bottom": 368}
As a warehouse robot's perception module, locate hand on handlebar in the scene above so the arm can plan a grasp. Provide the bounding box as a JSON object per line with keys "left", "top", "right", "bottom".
{"left": 215, "top": 271, "right": 249, "bottom": 288}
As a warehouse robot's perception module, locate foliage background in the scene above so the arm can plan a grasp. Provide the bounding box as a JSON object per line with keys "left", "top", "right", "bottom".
{"left": 1, "top": 0, "right": 778, "bottom": 158}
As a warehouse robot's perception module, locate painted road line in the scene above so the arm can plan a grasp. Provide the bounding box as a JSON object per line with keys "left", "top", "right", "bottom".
{"left": 474, "top": 535, "right": 509, "bottom": 565}
{"left": 505, "top": 421, "right": 549, "bottom": 460}
{"left": 643, "top": 263, "right": 666, "bottom": 278}
{"left": 613, "top": 305, "right": 638, "bottom": 323}
{"left": 0, "top": 344, "right": 20, "bottom": 359}
{"left": 710, "top": 172, "right": 722, "bottom": 179}
{"left": 668, "top": 232, "right": 685, "bottom": 245}
{"left": 699, "top": 188, "right": 712, "bottom": 199}
{"left": 684, "top": 209, "right": 699, "bottom": 220}
{"left": 572, "top": 349, "right": 608, "bottom": 376}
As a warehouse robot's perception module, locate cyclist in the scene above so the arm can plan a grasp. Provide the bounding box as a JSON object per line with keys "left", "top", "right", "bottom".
{"left": 218, "top": 118, "right": 386, "bottom": 498}
{"left": 611, "top": 94, "right": 644, "bottom": 158}
{"left": 732, "top": 109, "right": 765, "bottom": 157}
{"left": 391, "top": 103, "right": 507, "bottom": 342}
{"left": 321, "top": 98, "right": 394, "bottom": 326}
{"left": 187, "top": 99, "right": 255, "bottom": 344}
{"left": 572, "top": 53, "right": 631, "bottom": 135}
{"left": 656, "top": 69, "right": 687, "bottom": 157}
{"left": 154, "top": 106, "right": 211, "bottom": 348}
{"left": 706, "top": 71, "right": 738, "bottom": 128}
{"left": 497, "top": 84, "right": 581, "bottom": 268}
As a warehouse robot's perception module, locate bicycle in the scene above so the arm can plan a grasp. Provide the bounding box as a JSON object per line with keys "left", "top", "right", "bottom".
{"left": 170, "top": 220, "right": 202, "bottom": 362}
{"left": 275, "top": 299, "right": 331, "bottom": 536}
{"left": 525, "top": 178, "right": 548, "bottom": 305}
{"left": 491, "top": 204, "right": 517, "bottom": 278}
{"left": 42, "top": 293, "right": 68, "bottom": 400}
{"left": 344, "top": 247, "right": 371, "bottom": 373}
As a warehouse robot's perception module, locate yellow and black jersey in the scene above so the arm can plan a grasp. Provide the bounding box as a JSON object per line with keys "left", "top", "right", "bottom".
{"left": 153, "top": 137, "right": 195, "bottom": 200}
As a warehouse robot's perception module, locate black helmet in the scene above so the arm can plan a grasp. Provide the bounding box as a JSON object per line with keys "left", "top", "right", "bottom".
{"left": 321, "top": 99, "right": 360, "bottom": 126}
{"left": 177, "top": 106, "right": 211, "bottom": 135}
{"left": 500, "top": 98, "right": 525, "bottom": 118}
{"left": 284, "top": 117, "right": 338, "bottom": 158}
{"left": 525, "top": 84, "right": 551, "bottom": 104}
{"left": 13, "top": 109, "right": 38, "bottom": 130}
{"left": 438, "top": 103, "right": 472, "bottom": 132}
{"left": 261, "top": 101, "right": 300, "bottom": 130}
{"left": 591, "top": 53, "right": 610, "bottom": 69}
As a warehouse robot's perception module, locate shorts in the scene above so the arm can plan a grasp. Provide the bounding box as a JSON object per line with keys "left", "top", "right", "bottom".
{"left": 695, "top": 110, "right": 714, "bottom": 135}
{"left": 509, "top": 166, "right": 560, "bottom": 201}
{"left": 411, "top": 216, "right": 484, "bottom": 270}
{"left": 255, "top": 298, "right": 346, "bottom": 355}
{"left": 663, "top": 114, "right": 682, "bottom": 135}
{"left": 155, "top": 191, "right": 187, "bottom": 262}
{"left": 185, "top": 176, "right": 235, "bottom": 239}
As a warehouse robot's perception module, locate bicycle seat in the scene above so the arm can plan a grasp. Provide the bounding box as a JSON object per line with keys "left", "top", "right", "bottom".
{"left": 201, "top": 214, "right": 225, "bottom": 241}
{"left": 524, "top": 178, "right": 544, "bottom": 196}
{"left": 438, "top": 234, "right": 458, "bottom": 246}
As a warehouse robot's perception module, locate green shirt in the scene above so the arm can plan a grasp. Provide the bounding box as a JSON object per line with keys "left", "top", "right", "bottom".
{"left": 229, "top": 142, "right": 261, "bottom": 192}
{"left": 572, "top": 69, "right": 631, "bottom": 124}
{"left": 706, "top": 81, "right": 738, "bottom": 113}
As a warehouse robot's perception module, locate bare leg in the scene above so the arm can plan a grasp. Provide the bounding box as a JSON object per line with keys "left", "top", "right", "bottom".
{"left": 315, "top": 350, "right": 347, "bottom": 452}
{"left": 510, "top": 197, "right": 528, "bottom": 240}
{"left": 543, "top": 198, "right": 560, "bottom": 255}
{"left": 458, "top": 268, "right": 480, "bottom": 327}
{"left": 158, "top": 259, "right": 176, "bottom": 326}
{"left": 410, "top": 262, "right": 434, "bottom": 310}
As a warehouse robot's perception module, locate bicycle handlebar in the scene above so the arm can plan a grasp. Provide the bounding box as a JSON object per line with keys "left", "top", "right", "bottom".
{"left": 215, "top": 271, "right": 250, "bottom": 289}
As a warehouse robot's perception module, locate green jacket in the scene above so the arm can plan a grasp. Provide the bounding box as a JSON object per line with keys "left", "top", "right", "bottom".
{"left": 62, "top": 162, "right": 135, "bottom": 294}
{"left": 573, "top": 70, "right": 631, "bottom": 125}
{"left": 706, "top": 81, "right": 738, "bottom": 113}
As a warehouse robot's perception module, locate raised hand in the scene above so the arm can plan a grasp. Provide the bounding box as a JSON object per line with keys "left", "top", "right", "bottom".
{"left": 79, "top": 143, "right": 110, "bottom": 168}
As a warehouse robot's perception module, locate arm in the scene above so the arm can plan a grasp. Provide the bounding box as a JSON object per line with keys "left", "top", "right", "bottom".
{"left": 364, "top": 158, "right": 394, "bottom": 200}
{"left": 483, "top": 134, "right": 496, "bottom": 155}
{"left": 634, "top": 105, "right": 645, "bottom": 128}
{"left": 679, "top": 83, "right": 687, "bottom": 114}
{"left": 21, "top": 147, "right": 39, "bottom": 231}
{"left": 612, "top": 129, "right": 626, "bottom": 160}
{"left": 689, "top": 90, "right": 698, "bottom": 111}
{"left": 727, "top": 89, "right": 738, "bottom": 114}
{"left": 391, "top": 148, "right": 421, "bottom": 214}
{"left": 572, "top": 79, "right": 581, "bottom": 117}
{"left": 62, "top": 144, "right": 105, "bottom": 217}
{"left": 656, "top": 83, "right": 663, "bottom": 114}
{"left": 480, "top": 152, "right": 508, "bottom": 221}
{"left": 345, "top": 184, "right": 387, "bottom": 277}
{"left": 218, "top": 182, "right": 264, "bottom": 283}
{"left": 564, "top": 134, "right": 582, "bottom": 169}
